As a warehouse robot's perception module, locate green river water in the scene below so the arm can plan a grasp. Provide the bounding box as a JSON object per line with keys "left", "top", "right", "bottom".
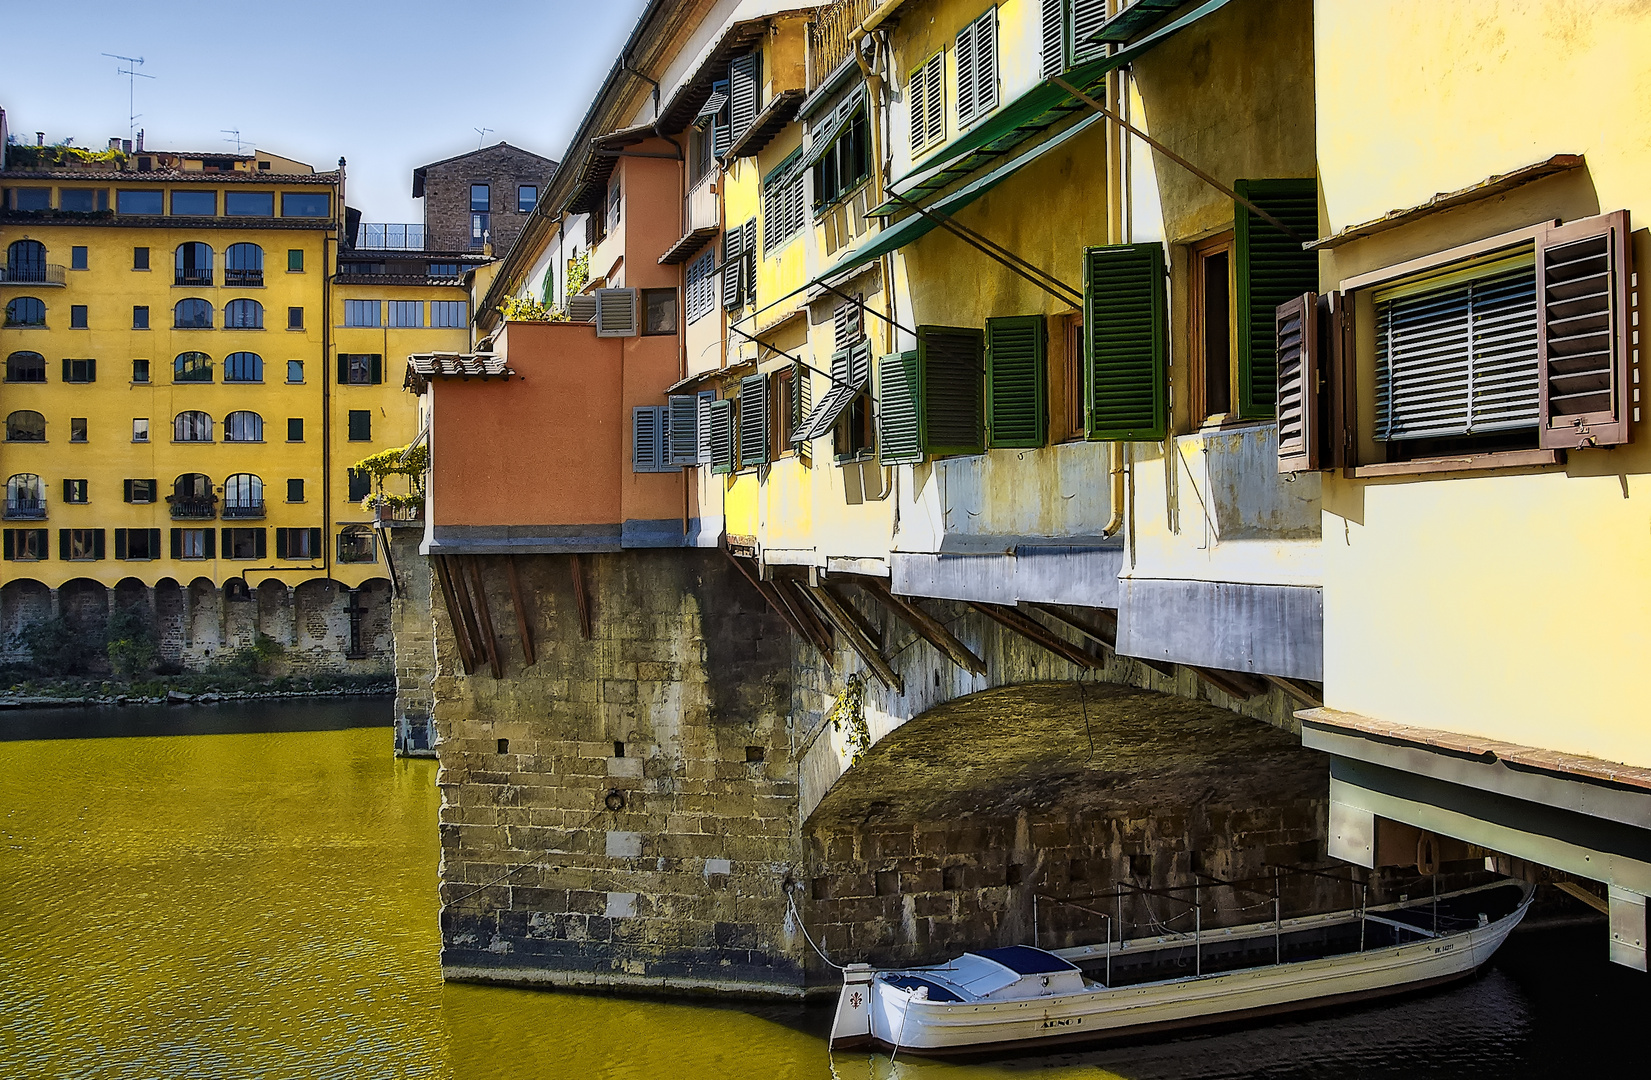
{"left": 1, "top": 700, "right": 1645, "bottom": 1079}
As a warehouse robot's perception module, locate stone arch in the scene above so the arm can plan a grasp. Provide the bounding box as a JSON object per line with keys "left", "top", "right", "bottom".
{"left": 153, "top": 577, "right": 187, "bottom": 666}
{"left": 58, "top": 577, "right": 108, "bottom": 635}
{"left": 112, "top": 576, "right": 150, "bottom": 612}
{"left": 293, "top": 577, "right": 344, "bottom": 656}
{"left": 256, "top": 578, "right": 295, "bottom": 653}
{"left": 0, "top": 578, "right": 52, "bottom": 662}
{"left": 186, "top": 575, "right": 220, "bottom": 657}
{"left": 351, "top": 578, "right": 395, "bottom": 669}
{"left": 798, "top": 682, "right": 1331, "bottom": 979}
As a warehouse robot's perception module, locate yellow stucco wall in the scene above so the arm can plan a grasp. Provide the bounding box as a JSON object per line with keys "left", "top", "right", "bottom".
{"left": 1314, "top": 0, "right": 1651, "bottom": 764}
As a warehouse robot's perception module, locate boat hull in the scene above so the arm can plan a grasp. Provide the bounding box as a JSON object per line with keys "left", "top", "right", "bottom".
{"left": 833, "top": 887, "right": 1529, "bottom": 1057}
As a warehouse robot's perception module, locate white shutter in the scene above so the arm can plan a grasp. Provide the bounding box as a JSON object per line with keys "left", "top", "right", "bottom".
{"left": 696, "top": 390, "right": 716, "bottom": 464}
{"left": 595, "top": 288, "right": 638, "bottom": 337}
{"left": 668, "top": 395, "right": 699, "bottom": 466}
{"left": 956, "top": 22, "right": 978, "bottom": 126}
{"left": 632, "top": 406, "right": 666, "bottom": 472}
{"left": 973, "top": 9, "right": 998, "bottom": 119}
{"left": 1040, "top": 0, "right": 1065, "bottom": 79}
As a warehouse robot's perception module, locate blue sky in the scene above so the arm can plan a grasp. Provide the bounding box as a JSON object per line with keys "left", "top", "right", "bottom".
{"left": 1, "top": 0, "right": 642, "bottom": 222}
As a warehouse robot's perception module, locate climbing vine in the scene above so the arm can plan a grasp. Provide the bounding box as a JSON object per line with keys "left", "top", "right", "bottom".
{"left": 825, "top": 673, "right": 871, "bottom": 764}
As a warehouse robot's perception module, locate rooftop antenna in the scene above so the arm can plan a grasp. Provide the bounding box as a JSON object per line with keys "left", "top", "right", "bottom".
{"left": 221, "top": 129, "right": 246, "bottom": 155}
{"left": 102, "top": 53, "right": 154, "bottom": 145}
{"left": 474, "top": 126, "right": 494, "bottom": 149}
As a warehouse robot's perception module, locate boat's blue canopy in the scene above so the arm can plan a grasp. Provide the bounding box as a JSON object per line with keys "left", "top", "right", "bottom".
{"left": 971, "top": 946, "right": 1079, "bottom": 975}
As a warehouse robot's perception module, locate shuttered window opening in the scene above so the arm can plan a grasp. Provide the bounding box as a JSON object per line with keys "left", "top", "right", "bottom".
{"left": 833, "top": 299, "right": 863, "bottom": 351}
{"left": 955, "top": 8, "right": 999, "bottom": 128}
{"left": 729, "top": 52, "right": 762, "bottom": 145}
{"left": 686, "top": 249, "right": 717, "bottom": 324}
{"left": 668, "top": 395, "right": 700, "bottom": 466}
{"left": 919, "top": 325, "right": 986, "bottom": 455}
{"left": 986, "top": 315, "right": 1047, "bottom": 447}
{"left": 695, "top": 390, "right": 717, "bottom": 465}
{"left": 738, "top": 373, "right": 769, "bottom": 467}
{"left": 742, "top": 220, "right": 757, "bottom": 307}
{"left": 796, "top": 344, "right": 869, "bottom": 444}
{"left": 632, "top": 406, "right": 671, "bottom": 472}
{"left": 791, "top": 361, "right": 813, "bottom": 461}
{"left": 1069, "top": 0, "right": 1109, "bottom": 66}
{"left": 1234, "top": 178, "right": 1319, "bottom": 419}
{"left": 708, "top": 399, "right": 735, "bottom": 474}
{"left": 1538, "top": 211, "right": 1632, "bottom": 448}
{"left": 1374, "top": 262, "right": 1539, "bottom": 444}
{"left": 1274, "top": 292, "right": 1320, "bottom": 472}
{"left": 709, "top": 78, "right": 732, "bottom": 158}
{"left": 878, "top": 351, "right": 923, "bottom": 464}
{"left": 595, "top": 288, "right": 639, "bottom": 337}
{"left": 763, "top": 152, "right": 807, "bottom": 256}
{"left": 723, "top": 227, "right": 745, "bottom": 310}
{"left": 909, "top": 52, "right": 945, "bottom": 156}
{"left": 1039, "top": 0, "right": 1065, "bottom": 80}
{"left": 1085, "top": 243, "right": 1168, "bottom": 441}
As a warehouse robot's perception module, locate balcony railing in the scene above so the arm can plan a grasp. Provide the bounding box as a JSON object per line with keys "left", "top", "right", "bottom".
{"left": 357, "top": 223, "right": 426, "bottom": 251}
{"left": 0, "top": 264, "right": 67, "bottom": 286}
{"left": 224, "top": 269, "right": 264, "bottom": 287}
{"left": 222, "top": 501, "right": 265, "bottom": 520}
{"left": 167, "top": 495, "right": 218, "bottom": 520}
{"left": 4, "top": 499, "right": 47, "bottom": 520}
{"left": 175, "top": 269, "right": 214, "bottom": 287}
{"left": 809, "top": 0, "right": 876, "bottom": 91}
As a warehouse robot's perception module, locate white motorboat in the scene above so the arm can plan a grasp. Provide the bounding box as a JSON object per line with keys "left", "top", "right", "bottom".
{"left": 828, "top": 878, "right": 1533, "bottom": 1056}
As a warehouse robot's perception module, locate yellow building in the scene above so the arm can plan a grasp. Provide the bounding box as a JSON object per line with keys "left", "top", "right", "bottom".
{"left": 0, "top": 136, "right": 436, "bottom": 667}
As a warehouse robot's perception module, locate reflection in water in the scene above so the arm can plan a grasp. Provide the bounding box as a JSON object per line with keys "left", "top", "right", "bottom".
{"left": 1, "top": 706, "right": 1645, "bottom": 1079}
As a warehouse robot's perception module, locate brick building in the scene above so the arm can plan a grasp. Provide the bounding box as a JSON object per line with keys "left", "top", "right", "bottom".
{"left": 412, "top": 143, "right": 557, "bottom": 254}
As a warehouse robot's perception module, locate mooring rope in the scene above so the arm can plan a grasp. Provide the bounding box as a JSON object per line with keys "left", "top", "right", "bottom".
{"left": 787, "top": 889, "right": 847, "bottom": 971}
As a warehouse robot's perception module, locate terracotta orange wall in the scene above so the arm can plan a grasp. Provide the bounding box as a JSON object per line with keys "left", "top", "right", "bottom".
{"left": 429, "top": 321, "right": 623, "bottom": 528}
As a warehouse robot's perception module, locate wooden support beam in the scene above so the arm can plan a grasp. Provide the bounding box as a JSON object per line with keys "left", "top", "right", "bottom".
{"left": 807, "top": 582, "right": 903, "bottom": 693}
{"left": 1555, "top": 880, "right": 1610, "bottom": 915}
{"left": 1262, "top": 673, "right": 1323, "bottom": 709}
{"left": 570, "top": 554, "right": 593, "bottom": 640}
{"left": 465, "top": 556, "right": 504, "bottom": 679}
{"left": 1024, "top": 603, "right": 1176, "bottom": 677}
{"left": 968, "top": 601, "right": 1104, "bottom": 671}
{"left": 505, "top": 555, "right": 535, "bottom": 667}
{"left": 432, "top": 555, "right": 477, "bottom": 675}
{"left": 858, "top": 578, "right": 986, "bottom": 676}
{"left": 1189, "top": 664, "right": 1269, "bottom": 701}
{"left": 444, "top": 554, "right": 488, "bottom": 674}
{"left": 721, "top": 550, "right": 827, "bottom": 659}
{"left": 775, "top": 577, "right": 835, "bottom": 656}
{"left": 825, "top": 584, "right": 883, "bottom": 650}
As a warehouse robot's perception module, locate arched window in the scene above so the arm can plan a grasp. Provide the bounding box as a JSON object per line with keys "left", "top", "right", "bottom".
{"left": 222, "top": 474, "right": 264, "bottom": 518}
{"left": 4, "top": 297, "right": 45, "bottom": 327}
{"left": 224, "top": 352, "right": 263, "bottom": 383}
{"left": 169, "top": 473, "right": 217, "bottom": 519}
{"left": 5, "top": 474, "right": 45, "bottom": 518}
{"left": 174, "top": 298, "right": 213, "bottom": 329}
{"left": 173, "top": 411, "right": 213, "bottom": 442}
{"left": 5, "top": 351, "right": 46, "bottom": 383}
{"left": 174, "top": 351, "right": 213, "bottom": 382}
{"left": 175, "top": 242, "right": 213, "bottom": 286}
{"left": 338, "top": 524, "right": 377, "bottom": 563}
{"left": 224, "top": 299, "right": 263, "bottom": 329}
{"left": 6, "top": 240, "right": 46, "bottom": 282}
{"left": 224, "top": 411, "right": 264, "bottom": 442}
{"left": 6, "top": 411, "right": 45, "bottom": 441}
{"left": 225, "top": 243, "right": 264, "bottom": 286}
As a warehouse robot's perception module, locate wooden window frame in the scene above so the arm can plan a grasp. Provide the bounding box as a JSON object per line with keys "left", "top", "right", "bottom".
{"left": 1054, "top": 310, "right": 1085, "bottom": 442}
{"left": 1188, "top": 231, "right": 1240, "bottom": 429}
{"left": 771, "top": 366, "right": 797, "bottom": 459}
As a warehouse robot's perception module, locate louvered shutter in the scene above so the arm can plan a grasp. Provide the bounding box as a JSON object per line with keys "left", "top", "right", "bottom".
{"left": 1085, "top": 243, "right": 1168, "bottom": 441}
{"left": 254, "top": 529, "right": 266, "bottom": 559}
{"left": 918, "top": 326, "right": 985, "bottom": 455}
{"left": 308, "top": 528, "right": 322, "bottom": 556}
{"left": 696, "top": 390, "right": 716, "bottom": 464}
{"left": 1040, "top": 0, "right": 1066, "bottom": 78}
{"left": 595, "top": 288, "right": 639, "bottom": 337}
{"left": 1071, "top": 0, "right": 1109, "bottom": 65}
{"left": 709, "top": 399, "right": 735, "bottom": 474}
{"left": 711, "top": 78, "right": 732, "bottom": 158}
{"left": 632, "top": 406, "right": 665, "bottom": 472}
{"left": 974, "top": 9, "right": 998, "bottom": 119}
{"left": 986, "top": 314, "right": 1047, "bottom": 448}
{"left": 879, "top": 351, "right": 923, "bottom": 464}
{"left": 337, "top": 355, "right": 349, "bottom": 383}
{"left": 668, "top": 395, "right": 700, "bottom": 466}
{"left": 1538, "top": 210, "right": 1633, "bottom": 449}
{"left": 88, "top": 358, "right": 96, "bottom": 382}
{"left": 62, "top": 479, "right": 73, "bottom": 503}
{"left": 276, "top": 528, "right": 289, "bottom": 559}
{"left": 792, "top": 362, "right": 812, "bottom": 461}
{"left": 567, "top": 294, "right": 598, "bottom": 323}
{"left": 833, "top": 300, "right": 861, "bottom": 351}
{"left": 2, "top": 531, "right": 12, "bottom": 561}
{"left": 729, "top": 52, "right": 760, "bottom": 144}
{"left": 115, "top": 529, "right": 127, "bottom": 560}
{"left": 370, "top": 355, "right": 384, "bottom": 385}
{"left": 123, "top": 479, "right": 133, "bottom": 503}
{"left": 149, "top": 529, "right": 160, "bottom": 557}
{"left": 61, "top": 359, "right": 71, "bottom": 382}
{"left": 923, "top": 55, "right": 944, "bottom": 147}
{"left": 1274, "top": 292, "right": 1320, "bottom": 472}
{"left": 956, "top": 21, "right": 978, "bottom": 125}
{"left": 1235, "top": 178, "right": 1319, "bottom": 419}
{"left": 722, "top": 228, "right": 744, "bottom": 310}
{"left": 58, "top": 529, "right": 69, "bottom": 561}
{"left": 742, "top": 220, "right": 757, "bottom": 306}
{"left": 92, "top": 530, "right": 105, "bottom": 559}
{"left": 170, "top": 529, "right": 182, "bottom": 559}
{"left": 204, "top": 529, "right": 215, "bottom": 559}
{"left": 738, "top": 373, "right": 769, "bottom": 467}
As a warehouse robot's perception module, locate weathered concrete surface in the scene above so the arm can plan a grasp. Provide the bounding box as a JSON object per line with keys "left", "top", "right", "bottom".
{"left": 435, "top": 549, "right": 804, "bottom": 996}
{"left": 802, "top": 682, "right": 1330, "bottom": 979}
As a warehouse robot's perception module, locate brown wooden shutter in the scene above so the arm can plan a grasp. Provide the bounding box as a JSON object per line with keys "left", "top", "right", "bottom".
{"left": 1274, "top": 292, "right": 1319, "bottom": 472}
{"left": 1537, "top": 210, "right": 1634, "bottom": 449}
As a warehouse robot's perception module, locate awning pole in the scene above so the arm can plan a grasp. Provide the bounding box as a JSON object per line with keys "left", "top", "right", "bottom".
{"left": 813, "top": 279, "right": 918, "bottom": 338}
{"left": 1050, "top": 76, "right": 1309, "bottom": 243}
{"left": 882, "top": 188, "right": 1085, "bottom": 308}
{"left": 725, "top": 321, "right": 864, "bottom": 397}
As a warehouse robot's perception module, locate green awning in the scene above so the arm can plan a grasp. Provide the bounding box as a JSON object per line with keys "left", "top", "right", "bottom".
{"left": 871, "top": 0, "right": 1234, "bottom": 217}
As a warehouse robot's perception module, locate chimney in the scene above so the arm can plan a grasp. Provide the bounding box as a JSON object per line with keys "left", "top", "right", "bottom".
{"left": 36, "top": 132, "right": 44, "bottom": 147}
{"left": 136, "top": 129, "right": 144, "bottom": 151}
{"left": 122, "top": 140, "right": 132, "bottom": 154}
{"left": 108, "top": 137, "right": 121, "bottom": 151}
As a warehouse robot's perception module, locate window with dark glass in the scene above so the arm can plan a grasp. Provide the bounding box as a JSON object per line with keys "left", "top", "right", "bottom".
{"left": 225, "top": 243, "right": 263, "bottom": 286}
{"left": 347, "top": 468, "right": 371, "bottom": 501}
{"left": 59, "top": 188, "right": 107, "bottom": 213}
{"left": 812, "top": 109, "right": 870, "bottom": 210}
{"left": 175, "top": 243, "right": 213, "bottom": 286}
{"left": 287, "top": 360, "right": 304, "bottom": 383}
{"left": 281, "top": 192, "right": 330, "bottom": 218}
{"left": 224, "top": 411, "right": 263, "bottom": 443}
{"left": 5, "top": 298, "right": 45, "bottom": 327}
{"left": 224, "top": 352, "right": 263, "bottom": 383}
{"left": 224, "top": 299, "right": 263, "bottom": 329}
{"left": 132, "top": 359, "right": 150, "bottom": 383}
{"left": 120, "top": 528, "right": 160, "bottom": 560}
{"left": 287, "top": 418, "right": 303, "bottom": 442}
{"left": 7, "top": 411, "right": 46, "bottom": 441}
{"left": 133, "top": 305, "right": 149, "bottom": 330}
{"left": 348, "top": 410, "right": 371, "bottom": 441}
{"left": 225, "top": 191, "right": 275, "bottom": 217}
{"left": 65, "top": 480, "right": 88, "bottom": 504}
{"left": 428, "top": 263, "right": 461, "bottom": 278}
{"left": 174, "top": 299, "right": 212, "bottom": 328}
{"left": 173, "top": 411, "right": 213, "bottom": 442}
{"left": 338, "top": 524, "right": 376, "bottom": 563}
{"left": 6, "top": 240, "right": 46, "bottom": 281}
{"left": 70, "top": 418, "right": 87, "bottom": 443}
{"left": 70, "top": 305, "right": 87, "bottom": 329}
{"left": 287, "top": 478, "right": 304, "bottom": 502}
{"left": 6, "top": 528, "right": 48, "bottom": 560}
{"left": 6, "top": 351, "right": 46, "bottom": 382}
{"left": 642, "top": 289, "right": 678, "bottom": 336}
{"left": 125, "top": 479, "right": 156, "bottom": 504}
{"left": 64, "top": 358, "right": 95, "bottom": 383}
{"left": 174, "top": 352, "right": 213, "bottom": 383}
{"left": 223, "top": 474, "right": 264, "bottom": 517}
{"left": 288, "top": 306, "right": 303, "bottom": 329}
{"left": 224, "top": 527, "right": 263, "bottom": 559}
{"left": 71, "top": 246, "right": 88, "bottom": 270}
{"left": 470, "top": 184, "right": 490, "bottom": 212}
{"left": 12, "top": 188, "right": 50, "bottom": 211}
{"left": 518, "top": 185, "right": 538, "bottom": 213}
{"left": 118, "top": 190, "right": 163, "bottom": 215}
{"left": 171, "top": 190, "right": 217, "bottom": 216}
{"left": 344, "top": 354, "right": 381, "bottom": 385}
{"left": 133, "top": 246, "right": 150, "bottom": 270}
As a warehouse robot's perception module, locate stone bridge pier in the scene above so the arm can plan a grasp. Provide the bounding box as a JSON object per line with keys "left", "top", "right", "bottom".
{"left": 431, "top": 551, "right": 1337, "bottom": 997}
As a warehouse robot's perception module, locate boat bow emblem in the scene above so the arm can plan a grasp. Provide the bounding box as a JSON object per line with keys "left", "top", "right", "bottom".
{"left": 849, "top": 991, "right": 864, "bottom": 1009}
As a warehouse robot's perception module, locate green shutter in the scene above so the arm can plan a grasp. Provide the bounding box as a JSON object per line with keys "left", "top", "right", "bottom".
{"left": 1085, "top": 243, "right": 1167, "bottom": 441}
{"left": 1234, "top": 178, "right": 1319, "bottom": 419}
{"left": 878, "top": 351, "right": 923, "bottom": 465}
{"left": 59, "top": 530, "right": 69, "bottom": 561}
{"left": 255, "top": 529, "right": 267, "bottom": 559}
{"left": 204, "top": 529, "right": 216, "bottom": 559}
{"left": 92, "top": 530, "right": 105, "bottom": 559}
{"left": 917, "top": 325, "right": 985, "bottom": 456}
{"left": 738, "top": 373, "right": 768, "bottom": 467}
{"left": 791, "top": 361, "right": 812, "bottom": 461}
{"left": 309, "top": 528, "right": 323, "bottom": 556}
{"left": 337, "top": 354, "right": 349, "bottom": 383}
{"left": 276, "top": 528, "right": 289, "bottom": 559}
{"left": 370, "top": 354, "right": 384, "bottom": 385}
{"left": 986, "top": 315, "right": 1047, "bottom": 448}
{"left": 171, "top": 529, "right": 182, "bottom": 559}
